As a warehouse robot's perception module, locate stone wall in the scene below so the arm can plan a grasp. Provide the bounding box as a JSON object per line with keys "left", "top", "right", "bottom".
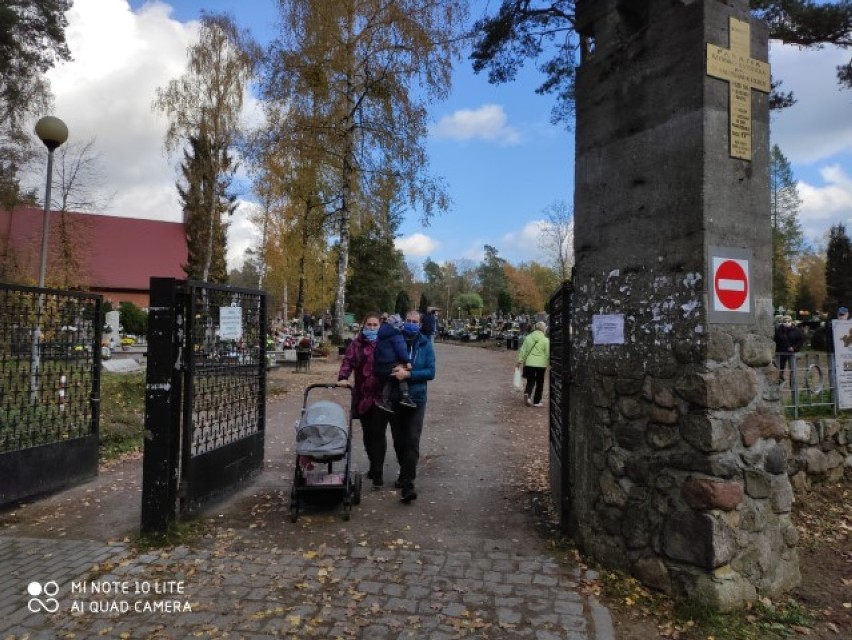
{"left": 569, "top": 0, "right": 796, "bottom": 610}
{"left": 568, "top": 273, "right": 799, "bottom": 610}
{"left": 785, "top": 419, "right": 851, "bottom": 489}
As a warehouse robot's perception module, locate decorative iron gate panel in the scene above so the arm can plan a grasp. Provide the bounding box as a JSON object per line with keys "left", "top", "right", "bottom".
{"left": 0, "top": 284, "right": 102, "bottom": 505}
{"left": 183, "top": 281, "right": 266, "bottom": 507}
{"left": 548, "top": 282, "right": 572, "bottom": 532}
{"left": 142, "top": 278, "right": 266, "bottom": 533}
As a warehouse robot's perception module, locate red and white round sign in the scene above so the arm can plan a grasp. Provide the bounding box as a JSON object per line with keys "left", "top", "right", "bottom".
{"left": 713, "top": 258, "right": 749, "bottom": 312}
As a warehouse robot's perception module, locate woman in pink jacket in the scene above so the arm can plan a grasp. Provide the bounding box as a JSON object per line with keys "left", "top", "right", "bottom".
{"left": 337, "top": 312, "right": 392, "bottom": 487}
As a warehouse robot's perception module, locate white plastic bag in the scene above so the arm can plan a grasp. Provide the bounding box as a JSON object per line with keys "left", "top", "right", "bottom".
{"left": 512, "top": 368, "right": 522, "bottom": 392}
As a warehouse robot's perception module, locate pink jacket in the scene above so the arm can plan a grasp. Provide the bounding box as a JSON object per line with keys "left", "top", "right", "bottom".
{"left": 337, "top": 334, "right": 383, "bottom": 418}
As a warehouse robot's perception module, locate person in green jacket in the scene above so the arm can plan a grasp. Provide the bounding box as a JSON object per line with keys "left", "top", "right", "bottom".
{"left": 516, "top": 321, "right": 550, "bottom": 407}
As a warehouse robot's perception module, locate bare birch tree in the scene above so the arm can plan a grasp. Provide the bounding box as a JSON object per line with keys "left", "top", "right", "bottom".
{"left": 538, "top": 200, "right": 574, "bottom": 282}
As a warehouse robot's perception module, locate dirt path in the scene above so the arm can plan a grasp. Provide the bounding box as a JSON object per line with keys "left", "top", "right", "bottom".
{"left": 215, "top": 341, "right": 556, "bottom": 555}
{"left": 0, "top": 342, "right": 553, "bottom": 553}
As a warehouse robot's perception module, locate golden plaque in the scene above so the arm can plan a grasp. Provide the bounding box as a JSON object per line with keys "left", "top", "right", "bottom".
{"left": 706, "top": 17, "right": 771, "bottom": 161}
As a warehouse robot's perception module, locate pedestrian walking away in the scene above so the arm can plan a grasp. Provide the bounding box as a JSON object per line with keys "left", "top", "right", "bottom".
{"left": 337, "top": 313, "right": 392, "bottom": 488}
{"left": 517, "top": 321, "right": 550, "bottom": 407}
{"left": 387, "top": 310, "right": 436, "bottom": 504}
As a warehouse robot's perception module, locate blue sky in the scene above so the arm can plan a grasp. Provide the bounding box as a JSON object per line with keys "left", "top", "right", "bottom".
{"left": 39, "top": 0, "right": 852, "bottom": 271}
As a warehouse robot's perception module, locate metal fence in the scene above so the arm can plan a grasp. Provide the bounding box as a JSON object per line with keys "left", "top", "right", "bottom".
{"left": 142, "top": 278, "right": 266, "bottom": 533}
{"left": 777, "top": 351, "right": 838, "bottom": 418}
{"left": 0, "top": 284, "right": 102, "bottom": 452}
{"left": 0, "top": 283, "right": 102, "bottom": 504}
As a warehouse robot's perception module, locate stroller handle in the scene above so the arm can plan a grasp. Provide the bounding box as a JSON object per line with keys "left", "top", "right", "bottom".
{"left": 302, "top": 382, "right": 353, "bottom": 406}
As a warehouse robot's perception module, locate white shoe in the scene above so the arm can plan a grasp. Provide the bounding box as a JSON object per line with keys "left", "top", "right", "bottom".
{"left": 533, "top": 402, "right": 544, "bottom": 408}
{"left": 524, "top": 394, "right": 531, "bottom": 406}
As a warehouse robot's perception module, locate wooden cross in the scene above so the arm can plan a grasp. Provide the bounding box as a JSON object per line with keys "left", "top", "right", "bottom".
{"left": 706, "top": 16, "right": 771, "bottom": 161}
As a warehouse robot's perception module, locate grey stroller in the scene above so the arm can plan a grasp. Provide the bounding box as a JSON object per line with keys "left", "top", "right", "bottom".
{"left": 289, "top": 383, "right": 361, "bottom": 522}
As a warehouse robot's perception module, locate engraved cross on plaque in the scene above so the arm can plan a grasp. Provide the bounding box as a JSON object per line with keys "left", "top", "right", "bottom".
{"left": 706, "top": 16, "right": 771, "bottom": 161}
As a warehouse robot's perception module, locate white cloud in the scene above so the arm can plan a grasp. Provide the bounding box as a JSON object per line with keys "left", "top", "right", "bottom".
{"left": 798, "top": 165, "right": 852, "bottom": 239}
{"left": 42, "top": 0, "right": 197, "bottom": 222}
{"left": 770, "top": 43, "right": 852, "bottom": 165}
{"left": 395, "top": 233, "right": 439, "bottom": 257}
{"left": 38, "top": 0, "right": 262, "bottom": 268}
{"left": 502, "top": 220, "right": 546, "bottom": 251}
{"left": 431, "top": 104, "right": 521, "bottom": 145}
{"left": 227, "top": 200, "right": 261, "bottom": 270}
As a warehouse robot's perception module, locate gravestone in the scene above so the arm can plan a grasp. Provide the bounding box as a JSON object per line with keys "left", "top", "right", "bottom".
{"left": 569, "top": 0, "right": 798, "bottom": 609}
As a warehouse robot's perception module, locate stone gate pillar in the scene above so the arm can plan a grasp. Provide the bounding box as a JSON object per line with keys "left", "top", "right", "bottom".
{"left": 570, "top": 0, "right": 799, "bottom": 608}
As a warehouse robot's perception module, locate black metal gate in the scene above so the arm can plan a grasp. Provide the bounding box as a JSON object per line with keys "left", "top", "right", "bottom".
{"left": 141, "top": 278, "right": 266, "bottom": 533}
{"left": 0, "top": 284, "right": 102, "bottom": 505}
{"left": 548, "top": 281, "right": 572, "bottom": 533}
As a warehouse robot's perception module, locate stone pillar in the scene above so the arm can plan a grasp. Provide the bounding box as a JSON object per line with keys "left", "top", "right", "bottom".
{"left": 570, "top": 0, "right": 799, "bottom": 609}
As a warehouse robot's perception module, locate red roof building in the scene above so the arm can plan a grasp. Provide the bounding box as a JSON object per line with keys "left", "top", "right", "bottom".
{"left": 0, "top": 206, "right": 187, "bottom": 307}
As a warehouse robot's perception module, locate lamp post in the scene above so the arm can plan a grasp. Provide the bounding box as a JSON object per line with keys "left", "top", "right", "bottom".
{"left": 34, "top": 116, "right": 69, "bottom": 287}
{"left": 31, "top": 116, "right": 68, "bottom": 401}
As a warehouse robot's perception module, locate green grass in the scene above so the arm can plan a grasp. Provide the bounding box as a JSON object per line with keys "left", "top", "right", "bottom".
{"left": 674, "top": 598, "right": 813, "bottom": 640}
{"left": 135, "top": 517, "right": 210, "bottom": 551}
{"left": 98, "top": 371, "right": 146, "bottom": 460}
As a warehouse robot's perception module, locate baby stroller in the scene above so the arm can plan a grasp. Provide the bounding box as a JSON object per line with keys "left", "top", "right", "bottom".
{"left": 289, "top": 383, "right": 361, "bottom": 522}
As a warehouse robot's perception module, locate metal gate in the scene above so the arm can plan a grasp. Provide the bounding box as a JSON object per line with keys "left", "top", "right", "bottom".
{"left": 141, "top": 278, "right": 266, "bottom": 533}
{"left": 0, "top": 284, "right": 102, "bottom": 505}
{"left": 548, "top": 281, "right": 572, "bottom": 532}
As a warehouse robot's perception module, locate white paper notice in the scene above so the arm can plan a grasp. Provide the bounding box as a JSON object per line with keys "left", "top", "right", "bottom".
{"left": 219, "top": 306, "right": 243, "bottom": 341}
{"left": 592, "top": 314, "right": 624, "bottom": 345}
{"left": 832, "top": 319, "right": 852, "bottom": 410}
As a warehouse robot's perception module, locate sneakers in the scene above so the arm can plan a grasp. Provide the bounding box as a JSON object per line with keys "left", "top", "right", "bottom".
{"left": 398, "top": 396, "right": 417, "bottom": 408}
{"left": 524, "top": 394, "right": 532, "bottom": 407}
{"left": 376, "top": 400, "right": 395, "bottom": 414}
{"left": 533, "top": 402, "right": 544, "bottom": 408}
{"left": 400, "top": 484, "right": 417, "bottom": 503}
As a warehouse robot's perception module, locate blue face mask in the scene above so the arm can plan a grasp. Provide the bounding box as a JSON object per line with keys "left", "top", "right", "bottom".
{"left": 362, "top": 328, "right": 378, "bottom": 341}
{"left": 403, "top": 322, "right": 420, "bottom": 336}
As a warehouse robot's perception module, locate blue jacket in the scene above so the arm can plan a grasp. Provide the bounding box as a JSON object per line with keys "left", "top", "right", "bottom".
{"left": 388, "top": 332, "right": 435, "bottom": 405}
{"left": 374, "top": 323, "right": 410, "bottom": 375}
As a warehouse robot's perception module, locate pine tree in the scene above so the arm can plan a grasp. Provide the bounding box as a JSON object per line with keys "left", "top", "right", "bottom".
{"left": 345, "top": 232, "right": 404, "bottom": 319}
{"left": 477, "top": 245, "right": 509, "bottom": 312}
{"left": 178, "top": 131, "right": 233, "bottom": 283}
{"left": 470, "top": 1, "right": 852, "bottom": 126}
{"left": 826, "top": 224, "right": 852, "bottom": 313}
{"left": 395, "top": 290, "right": 413, "bottom": 316}
{"left": 769, "top": 145, "right": 804, "bottom": 310}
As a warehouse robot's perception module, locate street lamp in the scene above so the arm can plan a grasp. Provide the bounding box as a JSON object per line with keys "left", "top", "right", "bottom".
{"left": 35, "top": 116, "right": 69, "bottom": 286}
{"left": 31, "top": 116, "right": 68, "bottom": 401}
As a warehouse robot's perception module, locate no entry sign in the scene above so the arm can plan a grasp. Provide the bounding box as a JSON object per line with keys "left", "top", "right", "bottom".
{"left": 714, "top": 259, "right": 749, "bottom": 311}
{"left": 709, "top": 251, "right": 752, "bottom": 322}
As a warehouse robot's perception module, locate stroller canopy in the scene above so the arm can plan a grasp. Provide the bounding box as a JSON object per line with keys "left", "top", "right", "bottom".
{"left": 296, "top": 400, "right": 349, "bottom": 457}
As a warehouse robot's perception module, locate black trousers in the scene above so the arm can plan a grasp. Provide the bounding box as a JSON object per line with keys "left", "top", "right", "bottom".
{"left": 360, "top": 406, "right": 390, "bottom": 479}
{"left": 389, "top": 401, "right": 426, "bottom": 488}
{"left": 523, "top": 366, "right": 547, "bottom": 404}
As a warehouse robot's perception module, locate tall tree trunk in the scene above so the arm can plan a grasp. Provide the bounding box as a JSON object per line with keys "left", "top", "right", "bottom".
{"left": 333, "top": 5, "right": 355, "bottom": 343}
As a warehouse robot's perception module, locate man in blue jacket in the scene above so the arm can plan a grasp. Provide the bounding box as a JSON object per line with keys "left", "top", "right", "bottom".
{"left": 388, "top": 309, "right": 436, "bottom": 503}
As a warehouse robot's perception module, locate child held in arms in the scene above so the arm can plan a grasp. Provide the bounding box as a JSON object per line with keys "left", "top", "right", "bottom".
{"left": 374, "top": 314, "right": 415, "bottom": 413}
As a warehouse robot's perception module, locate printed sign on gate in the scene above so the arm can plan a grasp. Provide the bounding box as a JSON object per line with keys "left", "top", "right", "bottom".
{"left": 712, "top": 257, "right": 750, "bottom": 313}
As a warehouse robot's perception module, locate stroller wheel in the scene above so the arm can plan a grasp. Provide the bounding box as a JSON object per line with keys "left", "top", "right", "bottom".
{"left": 289, "top": 485, "right": 300, "bottom": 523}
{"left": 352, "top": 474, "right": 362, "bottom": 506}
{"left": 342, "top": 499, "right": 352, "bottom": 521}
